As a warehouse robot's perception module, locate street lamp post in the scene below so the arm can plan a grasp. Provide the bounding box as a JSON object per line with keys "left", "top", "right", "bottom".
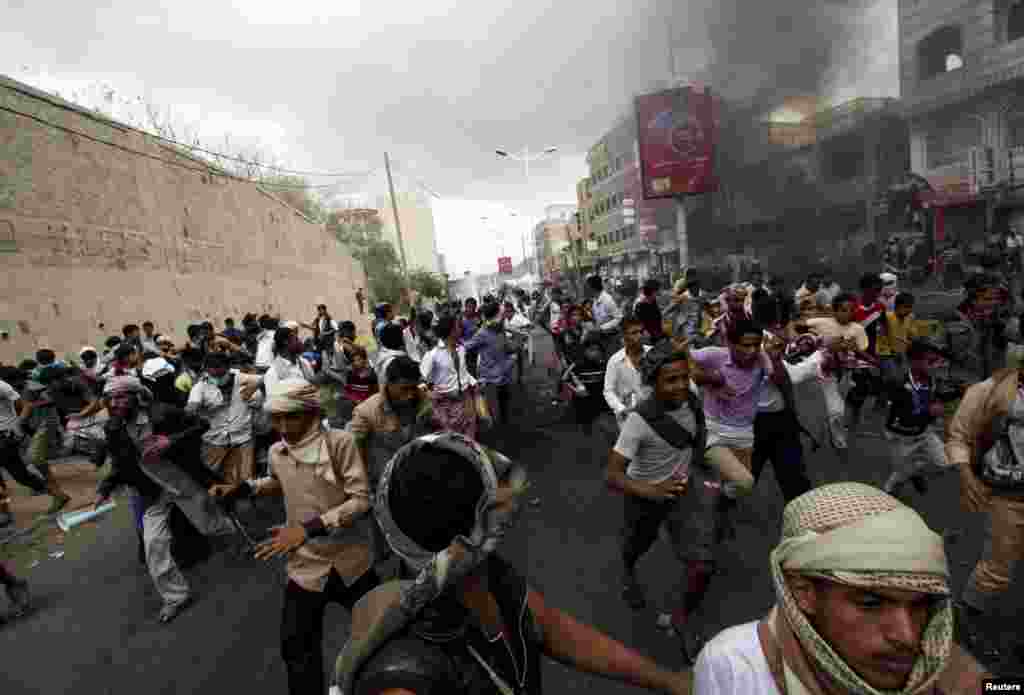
{"left": 495, "top": 146, "right": 558, "bottom": 180}
{"left": 495, "top": 146, "right": 558, "bottom": 283}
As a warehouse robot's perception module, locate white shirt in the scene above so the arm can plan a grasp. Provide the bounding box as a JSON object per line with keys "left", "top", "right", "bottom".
{"left": 603, "top": 346, "right": 652, "bottom": 417}
{"left": 254, "top": 330, "right": 276, "bottom": 367}
{"left": 614, "top": 403, "right": 697, "bottom": 484}
{"left": 757, "top": 347, "right": 824, "bottom": 413}
{"left": 186, "top": 370, "right": 261, "bottom": 447}
{"left": 420, "top": 341, "right": 477, "bottom": 396}
{"left": 403, "top": 327, "right": 423, "bottom": 362}
{"left": 693, "top": 621, "right": 778, "bottom": 695}
{"left": 264, "top": 356, "right": 316, "bottom": 393}
{"left": 0, "top": 379, "right": 21, "bottom": 433}
{"left": 592, "top": 290, "right": 623, "bottom": 331}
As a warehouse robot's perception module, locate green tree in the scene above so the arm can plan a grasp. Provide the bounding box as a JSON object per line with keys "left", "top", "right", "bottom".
{"left": 408, "top": 268, "right": 445, "bottom": 301}
{"left": 327, "top": 212, "right": 404, "bottom": 307}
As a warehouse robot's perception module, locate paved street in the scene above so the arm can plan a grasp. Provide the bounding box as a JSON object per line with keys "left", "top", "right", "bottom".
{"left": 2, "top": 331, "right": 1022, "bottom": 695}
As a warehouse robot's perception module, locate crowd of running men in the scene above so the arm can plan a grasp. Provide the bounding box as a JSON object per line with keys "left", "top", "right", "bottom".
{"left": 1, "top": 259, "right": 1020, "bottom": 694}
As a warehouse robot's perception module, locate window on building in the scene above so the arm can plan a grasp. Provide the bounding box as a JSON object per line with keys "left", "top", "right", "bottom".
{"left": 917, "top": 25, "right": 964, "bottom": 81}
{"left": 1011, "top": 1, "right": 1024, "bottom": 41}
{"left": 925, "top": 112, "right": 981, "bottom": 169}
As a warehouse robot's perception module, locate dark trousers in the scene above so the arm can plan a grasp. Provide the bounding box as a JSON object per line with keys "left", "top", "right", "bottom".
{"left": 622, "top": 495, "right": 672, "bottom": 572}
{"left": 280, "top": 568, "right": 380, "bottom": 695}
{"left": 0, "top": 433, "right": 47, "bottom": 495}
{"left": 846, "top": 368, "right": 883, "bottom": 413}
{"left": 751, "top": 411, "right": 812, "bottom": 503}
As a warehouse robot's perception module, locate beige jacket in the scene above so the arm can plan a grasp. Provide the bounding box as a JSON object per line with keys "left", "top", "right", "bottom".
{"left": 946, "top": 368, "right": 1022, "bottom": 513}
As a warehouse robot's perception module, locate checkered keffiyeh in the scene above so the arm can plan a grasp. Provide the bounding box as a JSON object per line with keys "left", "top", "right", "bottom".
{"left": 771, "top": 483, "right": 953, "bottom": 695}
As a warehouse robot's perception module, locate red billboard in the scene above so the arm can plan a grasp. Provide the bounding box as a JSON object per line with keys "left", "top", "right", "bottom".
{"left": 636, "top": 86, "right": 720, "bottom": 199}
{"left": 497, "top": 256, "right": 513, "bottom": 274}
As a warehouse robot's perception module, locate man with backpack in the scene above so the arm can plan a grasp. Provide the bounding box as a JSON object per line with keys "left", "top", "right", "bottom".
{"left": 604, "top": 343, "right": 720, "bottom": 663}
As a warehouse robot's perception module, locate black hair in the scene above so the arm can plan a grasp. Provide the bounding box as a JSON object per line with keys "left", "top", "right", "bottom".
{"left": 386, "top": 355, "right": 422, "bottom": 384}
{"left": 752, "top": 294, "right": 783, "bottom": 327}
{"left": 379, "top": 323, "right": 405, "bottom": 351}
{"left": 35, "top": 349, "right": 56, "bottom": 365}
{"left": 105, "top": 336, "right": 123, "bottom": 350}
{"left": 273, "top": 327, "right": 294, "bottom": 357}
{"left": 0, "top": 366, "right": 25, "bottom": 387}
{"left": 388, "top": 444, "right": 484, "bottom": 553}
{"left": 122, "top": 324, "right": 139, "bottom": 337}
{"left": 832, "top": 292, "right": 857, "bottom": 312}
{"left": 317, "top": 304, "right": 327, "bottom": 311}
{"left": 726, "top": 318, "right": 763, "bottom": 344}
{"left": 338, "top": 321, "right": 356, "bottom": 339}
{"left": 180, "top": 347, "right": 204, "bottom": 368}
{"left": 417, "top": 311, "right": 434, "bottom": 332}
{"left": 80, "top": 349, "right": 98, "bottom": 360}
{"left": 259, "top": 315, "right": 278, "bottom": 331}
{"left": 204, "top": 351, "right": 231, "bottom": 369}
{"left": 894, "top": 292, "right": 915, "bottom": 308}
{"left": 465, "top": 297, "right": 478, "bottom": 306}
{"left": 225, "top": 317, "right": 235, "bottom": 326}
{"left": 907, "top": 338, "right": 942, "bottom": 361}
{"left": 859, "top": 272, "right": 883, "bottom": 291}
{"left": 436, "top": 314, "right": 458, "bottom": 341}
{"left": 481, "top": 302, "right": 500, "bottom": 320}
{"left": 142, "top": 321, "right": 154, "bottom": 329}
{"left": 17, "top": 359, "right": 37, "bottom": 372}
{"left": 113, "top": 344, "right": 135, "bottom": 362}
{"left": 187, "top": 324, "right": 202, "bottom": 339}
{"left": 587, "top": 275, "right": 603, "bottom": 292}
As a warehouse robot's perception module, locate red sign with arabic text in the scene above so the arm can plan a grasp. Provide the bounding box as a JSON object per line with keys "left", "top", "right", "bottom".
{"left": 636, "top": 87, "right": 720, "bottom": 199}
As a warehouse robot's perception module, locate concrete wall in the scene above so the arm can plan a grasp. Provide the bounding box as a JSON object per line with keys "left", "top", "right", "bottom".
{"left": 0, "top": 76, "right": 367, "bottom": 364}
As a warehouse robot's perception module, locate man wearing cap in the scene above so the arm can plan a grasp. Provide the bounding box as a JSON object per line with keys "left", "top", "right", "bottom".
{"left": 693, "top": 483, "right": 988, "bottom": 695}
{"left": 333, "top": 432, "right": 692, "bottom": 695}
{"left": 186, "top": 352, "right": 263, "bottom": 485}
{"left": 210, "top": 378, "right": 377, "bottom": 695}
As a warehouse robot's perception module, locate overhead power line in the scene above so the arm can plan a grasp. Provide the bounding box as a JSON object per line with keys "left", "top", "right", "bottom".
{"left": 0, "top": 103, "right": 344, "bottom": 189}
{"left": 0, "top": 79, "right": 371, "bottom": 180}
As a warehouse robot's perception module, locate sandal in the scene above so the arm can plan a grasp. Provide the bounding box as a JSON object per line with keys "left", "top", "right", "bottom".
{"left": 159, "top": 597, "right": 192, "bottom": 624}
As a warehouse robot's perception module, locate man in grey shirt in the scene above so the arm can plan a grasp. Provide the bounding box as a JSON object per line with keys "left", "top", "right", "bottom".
{"left": 604, "top": 344, "right": 720, "bottom": 664}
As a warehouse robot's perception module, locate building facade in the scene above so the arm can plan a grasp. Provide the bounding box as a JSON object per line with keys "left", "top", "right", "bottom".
{"left": 899, "top": 0, "right": 1024, "bottom": 251}
{"left": 582, "top": 115, "right": 679, "bottom": 283}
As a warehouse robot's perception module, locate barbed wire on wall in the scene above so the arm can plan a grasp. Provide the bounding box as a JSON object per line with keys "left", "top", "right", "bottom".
{"left": 0, "top": 80, "right": 372, "bottom": 183}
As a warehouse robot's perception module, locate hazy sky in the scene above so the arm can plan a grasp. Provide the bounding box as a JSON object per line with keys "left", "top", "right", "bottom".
{"left": 1, "top": 0, "right": 899, "bottom": 275}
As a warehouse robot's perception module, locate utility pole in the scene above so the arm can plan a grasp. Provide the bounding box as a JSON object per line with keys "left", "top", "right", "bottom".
{"left": 384, "top": 152, "right": 409, "bottom": 279}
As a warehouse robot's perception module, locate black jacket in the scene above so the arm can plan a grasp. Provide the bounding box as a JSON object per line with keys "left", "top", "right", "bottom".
{"left": 97, "top": 409, "right": 219, "bottom": 503}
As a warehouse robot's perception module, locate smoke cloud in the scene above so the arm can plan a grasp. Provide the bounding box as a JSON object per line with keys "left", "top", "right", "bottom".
{"left": 651, "top": 0, "right": 880, "bottom": 113}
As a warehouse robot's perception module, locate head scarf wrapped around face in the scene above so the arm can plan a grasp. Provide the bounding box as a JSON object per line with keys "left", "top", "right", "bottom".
{"left": 333, "top": 432, "right": 529, "bottom": 694}
{"left": 769, "top": 483, "right": 952, "bottom": 695}
{"left": 265, "top": 378, "right": 321, "bottom": 414}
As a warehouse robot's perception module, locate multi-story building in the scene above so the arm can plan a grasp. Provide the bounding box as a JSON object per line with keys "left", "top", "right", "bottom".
{"left": 898, "top": 0, "right": 1024, "bottom": 249}
{"left": 532, "top": 204, "right": 575, "bottom": 284}
{"left": 375, "top": 188, "right": 441, "bottom": 275}
{"left": 583, "top": 115, "right": 679, "bottom": 283}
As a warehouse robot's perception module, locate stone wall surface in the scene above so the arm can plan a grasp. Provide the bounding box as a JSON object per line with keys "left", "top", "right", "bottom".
{"left": 0, "top": 76, "right": 367, "bottom": 364}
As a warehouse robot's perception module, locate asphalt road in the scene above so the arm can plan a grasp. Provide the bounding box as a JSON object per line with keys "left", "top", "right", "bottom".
{"left": 2, "top": 331, "right": 1021, "bottom": 695}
